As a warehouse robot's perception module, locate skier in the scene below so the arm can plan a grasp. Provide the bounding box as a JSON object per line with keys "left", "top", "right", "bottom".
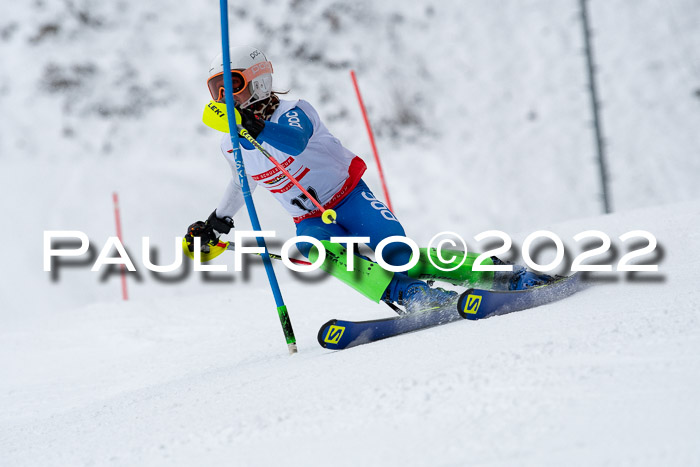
{"left": 184, "top": 45, "right": 552, "bottom": 313}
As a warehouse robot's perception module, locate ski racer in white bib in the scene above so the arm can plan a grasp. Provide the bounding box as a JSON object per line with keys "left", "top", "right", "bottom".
{"left": 184, "top": 46, "right": 554, "bottom": 313}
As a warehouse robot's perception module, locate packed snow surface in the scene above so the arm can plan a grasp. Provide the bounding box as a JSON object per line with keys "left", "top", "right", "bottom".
{"left": 2, "top": 199, "right": 700, "bottom": 466}
{"left": 1, "top": 0, "right": 700, "bottom": 465}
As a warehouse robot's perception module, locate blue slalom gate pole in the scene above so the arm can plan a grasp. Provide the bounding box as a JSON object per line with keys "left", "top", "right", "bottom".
{"left": 218, "top": 0, "right": 297, "bottom": 354}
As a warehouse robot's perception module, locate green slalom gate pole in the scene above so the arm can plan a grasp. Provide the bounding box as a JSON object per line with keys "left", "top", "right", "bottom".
{"left": 218, "top": 0, "right": 297, "bottom": 354}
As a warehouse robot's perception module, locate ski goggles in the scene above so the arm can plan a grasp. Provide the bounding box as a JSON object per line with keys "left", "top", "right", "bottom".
{"left": 207, "top": 61, "right": 273, "bottom": 102}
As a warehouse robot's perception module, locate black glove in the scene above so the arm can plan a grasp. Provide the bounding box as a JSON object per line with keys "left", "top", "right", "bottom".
{"left": 184, "top": 210, "right": 234, "bottom": 252}
{"left": 237, "top": 107, "right": 265, "bottom": 139}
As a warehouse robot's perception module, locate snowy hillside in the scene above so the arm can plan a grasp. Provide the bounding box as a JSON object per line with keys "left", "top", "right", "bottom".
{"left": 2, "top": 0, "right": 700, "bottom": 465}
{"left": 2, "top": 199, "right": 700, "bottom": 466}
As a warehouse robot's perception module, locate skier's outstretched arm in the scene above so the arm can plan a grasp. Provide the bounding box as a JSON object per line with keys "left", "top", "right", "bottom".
{"left": 216, "top": 175, "right": 256, "bottom": 220}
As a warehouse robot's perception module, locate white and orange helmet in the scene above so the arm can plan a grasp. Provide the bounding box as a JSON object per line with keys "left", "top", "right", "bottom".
{"left": 207, "top": 45, "right": 274, "bottom": 108}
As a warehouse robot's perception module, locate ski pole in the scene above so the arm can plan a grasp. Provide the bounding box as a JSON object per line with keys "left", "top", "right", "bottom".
{"left": 218, "top": 0, "right": 297, "bottom": 355}
{"left": 225, "top": 242, "right": 312, "bottom": 266}
{"left": 237, "top": 127, "right": 337, "bottom": 225}
{"left": 183, "top": 237, "right": 313, "bottom": 267}
{"left": 201, "top": 100, "right": 337, "bottom": 225}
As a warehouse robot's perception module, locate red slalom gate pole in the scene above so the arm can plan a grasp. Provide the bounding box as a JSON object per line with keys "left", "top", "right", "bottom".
{"left": 350, "top": 70, "right": 393, "bottom": 212}
{"left": 112, "top": 192, "right": 128, "bottom": 301}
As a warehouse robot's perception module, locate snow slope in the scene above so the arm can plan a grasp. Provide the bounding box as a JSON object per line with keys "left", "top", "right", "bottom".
{"left": 1, "top": 201, "right": 699, "bottom": 466}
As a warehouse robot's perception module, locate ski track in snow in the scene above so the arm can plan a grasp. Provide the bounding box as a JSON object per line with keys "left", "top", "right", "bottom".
{"left": 2, "top": 201, "right": 700, "bottom": 466}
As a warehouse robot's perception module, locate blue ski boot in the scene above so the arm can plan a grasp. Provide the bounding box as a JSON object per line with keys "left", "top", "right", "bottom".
{"left": 508, "top": 267, "right": 555, "bottom": 290}
{"left": 491, "top": 257, "right": 555, "bottom": 291}
{"left": 384, "top": 273, "right": 458, "bottom": 313}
